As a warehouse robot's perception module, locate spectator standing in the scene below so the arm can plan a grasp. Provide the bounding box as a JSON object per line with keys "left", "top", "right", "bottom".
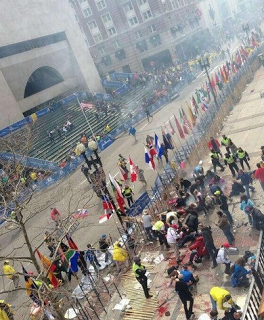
{"left": 86, "top": 244, "right": 101, "bottom": 270}
{"left": 175, "top": 273, "right": 194, "bottom": 320}
{"left": 216, "top": 243, "right": 232, "bottom": 274}
{"left": 129, "top": 126, "right": 137, "bottom": 142}
{"left": 253, "top": 163, "right": 264, "bottom": 191}
{"left": 144, "top": 107, "right": 153, "bottom": 122}
{"left": 99, "top": 234, "right": 112, "bottom": 264}
{"left": 239, "top": 195, "right": 254, "bottom": 225}
{"left": 50, "top": 207, "right": 61, "bottom": 227}
{"left": 142, "top": 211, "right": 155, "bottom": 241}
{"left": 199, "top": 224, "right": 218, "bottom": 268}
{"left": 193, "top": 190, "right": 208, "bottom": 216}
{"left": 132, "top": 257, "right": 152, "bottom": 299}
{"left": 215, "top": 211, "right": 235, "bottom": 245}
{"left": 2, "top": 261, "right": 20, "bottom": 289}
{"left": 56, "top": 126, "right": 62, "bottom": 138}
{"left": 167, "top": 224, "right": 180, "bottom": 261}
{"left": 214, "top": 191, "right": 233, "bottom": 224}
{"left": 208, "top": 137, "right": 222, "bottom": 156}
{"left": 47, "top": 131, "right": 54, "bottom": 143}
{"left": 236, "top": 147, "right": 250, "bottom": 170}
{"left": 113, "top": 242, "right": 129, "bottom": 272}
{"left": 237, "top": 169, "right": 255, "bottom": 199}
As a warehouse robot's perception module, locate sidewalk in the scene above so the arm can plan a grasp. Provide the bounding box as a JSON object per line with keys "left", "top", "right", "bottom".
{"left": 109, "top": 68, "right": 264, "bottom": 320}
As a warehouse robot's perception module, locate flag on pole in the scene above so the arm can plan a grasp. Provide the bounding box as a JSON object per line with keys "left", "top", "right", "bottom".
{"left": 129, "top": 156, "right": 137, "bottom": 182}
{"left": 240, "top": 45, "right": 249, "bottom": 59}
{"left": 80, "top": 102, "right": 94, "bottom": 110}
{"left": 154, "top": 134, "right": 164, "bottom": 158}
{"left": 65, "top": 250, "right": 80, "bottom": 273}
{"left": 168, "top": 119, "right": 175, "bottom": 135}
{"left": 215, "top": 72, "right": 223, "bottom": 90}
{"left": 174, "top": 115, "right": 185, "bottom": 139}
{"left": 187, "top": 101, "right": 196, "bottom": 126}
{"left": 220, "top": 67, "right": 227, "bottom": 84}
{"left": 191, "top": 96, "right": 199, "bottom": 116}
{"left": 195, "top": 89, "right": 202, "bottom": 106}
{"left": 118, "top": 166, "right": 128, "bottom": 181}
{"left": 181, "top": 107, "right": 192, "bottom": 130}
{"left": 36, "top": 250, "right": 59, "bottom": 288}
{"left": 99, "top": 212, "right": 113, "bottom": 224}
{"left": 66, "top": 235, "right": 79, "bottom": 250}
{"left": 145, "top": 147, "right": 155, "bottom": 170}
{"left": 101, "top": 194, "right": 114, "bottom": 210}
{"left": 179, "top": 109, "right": 188, "bottom": 134}
{"left": 109, "top": 173, "right": 125, "bottom": 211}
{"left": 210, "top": 76, "right": 217, "bottom": 93}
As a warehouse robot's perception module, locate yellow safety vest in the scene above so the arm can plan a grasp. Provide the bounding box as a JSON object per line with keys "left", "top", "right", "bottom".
{"left": 221, "top": 138, "right": 229, "bottom": 146}
{"left": 153, "top": 220, "right": 164, "bottom": 231}
{"left": 225, "top": 155, "right": 235, "bottom": 164}
{"left": 132, "top": 263, "right": 145, "bottom": 278}
{"left": 123, "top": 188, "right": 132, "bottom": 198}
{"left": 237, "top": 150, "right": 245, "bottom": 159}
{"left": 210, "top": 152, "right": 219, "bottom": 159}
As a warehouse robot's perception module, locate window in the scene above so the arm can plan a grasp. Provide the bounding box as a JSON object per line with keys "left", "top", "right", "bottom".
{"left": 83, "top": 7, "right": 92, "bottom": 18}
{"left": 138, "top": 0, "right": 148, "bottom": 4}
{"left": 123, "top": 1, "right": 133, "bottom": 12}
{"left": 79, "top": 0, "right": 86, "bottom": 3}
{"left": 107, "top": 27, "right": 116, "bottom": 36}
{"left": 142, "top": 10, "right": 152, "bottom": 20}
{"left": 148, "top": 24, "right": 156, "bottom": 33}
{"left": 170, "top": 0, "right": 178, "bottom": 9}
{"left": 128, "top": 16, "right": 138, "bottom": 27}
{"left": 98, "top": 47, "right": 106, "bottom": 55}
{"left": 96, "top": 0, "right": 106, "bottom": 10}
{"left": 88, "top": 20, "right": 97, "bottom": 30}
{"left": 101, "top": 13, "right": 111, "bottom": 23}
{"left": 135, "top": 30, "right": 142, "bottom": 39}
{"left": 114, "top": 40, "right": 122, "bottom": 49}
{"left": 93, "top": 33, "right": 103, "bottom": 43}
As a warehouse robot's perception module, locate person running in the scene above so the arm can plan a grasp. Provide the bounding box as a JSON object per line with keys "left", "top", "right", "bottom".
{"left": 209, "top": 287, "right": 233, "bottom": 311}
{"left": 2, "top": 261, "right": 20, "bottom": 289}
{"left": 128, "top": 126, "right": 137, "bottom": 142}
{"left": 175, "top": 273, "right": 194, "bottom": 320}
{"left": 215, "top": 212, "right": 235, "bottom": 245}
{"left": 237, "top": 169, "right": 255, "bottom": 199}
{"left": 224, "top": 153, "right": 239, "bottom": 177}
{"left": 208, "top": 137, "right": 222, "bottom": 156}
{"left": 210, "top": 149, "right": 225, "bottom": 173}
{"left": 132, "top": 257, "right": 153, "bottom": 299}
{"left": 236, "top": 147, "right": 250, "bottom": 170}
{"left": 144, "top": 107, "right": 153, "bottom": 122}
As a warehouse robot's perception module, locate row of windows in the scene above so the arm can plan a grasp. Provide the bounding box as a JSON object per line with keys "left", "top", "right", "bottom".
{"left": 79, "top": 0, "right": 106, "bottom": 13}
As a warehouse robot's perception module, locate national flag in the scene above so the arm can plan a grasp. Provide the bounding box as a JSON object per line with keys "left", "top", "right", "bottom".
{"left": 187, "top": 101, "right": 196, "bottom": 126}
{"left": 80, "top": 102, "right": 94, "bottom": 110}
{"left": 201, "top": 97, "right": 209, "bottom": 111}
{"left": 195, "top": 89, "right": 201, "bottom": 106}
{"left": 65, "top": 250, "right": 80, "bottom": 273}
{"left": 210, "top": 76, "right": 217, "bottom": 93}
{"left": 191, "top": 96, "right": 199, "bottom": 116}
{"left": 22, "top": 265, "right": 41, "bottom": 305}
{"left": 234, "top": 50, "right": 242, "bottom": 68}
{"left": 101, "top": 194, "right": 114, "bottom": 210}
{"left": 223, "top": 65, "right": 229, "bottom": 82}
{"left": 220, "top": 67, "right": 227, "bottom": 84}
{"left": 119, "top": 166, "right": 128, "bottom": 181}
{"left": 206, "top": 82, "right": 211, "bottom": 101}
{"left": 179, "top": 109, "right": 188, "bottom": 135}
{"left": 66, "top": 235, "right": 79, "bottom": 250}
{"left": 36, "top": 250, "right": 59, "bottom": 288}
{"left": 231, "top": 62, "right": 237, "bottom": 74}
{"left": 109, "top": 173, "right": 125, "bottom": 212}
{"left": 240, "top": 46, "right": 249, "bottom": 58}
{"left": 145, "top": 147, "right": 155, "bottom": 170}
{"left": 154, "top": 134, "right": 164, "bottom": 158}
{"left": 99, "top": 212, "right": 113, "bottom": 224}
{"left": 181, "top": 108, "right": 192, "bottom": 131}
{"left": 129, "top": 156, "right": 137, "bottom": 182}
{"left": 174, "top": 115, "right": 185, "bottom": 139}
{"left": 168, "top": 119, "right": 175, "bottom": 135}
{"left": 215, "top": 73, "right": 223, "bottom": 90}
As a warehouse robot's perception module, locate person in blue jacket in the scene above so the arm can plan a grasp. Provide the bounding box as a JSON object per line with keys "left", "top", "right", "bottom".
{"left": 239, "top": 195, "right": 254, "bottom": 225}
{"left": 231, "top": 257, "right": 251, "bottom": 288}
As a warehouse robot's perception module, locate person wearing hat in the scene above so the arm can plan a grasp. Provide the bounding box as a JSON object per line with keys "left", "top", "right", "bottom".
{"left": 209, "top": 286, "right": 233, "bottom": 311}
{"left": 210, "top": 149, "right": 225, "bottom": 173}
{"left": 112, "top": 241, "right": 129, "bottom": 272}
{"left": 0, "top": 300, "right": 14, "bottom": 320}
{"left": 167, "top": 224, "right": 180, "bottom": 261}
{"left": 193, "top": 161, "right": 204, "bottom": 179}
{"left": 99, "top": 234, "right": 112, "bottom": 264}
{"left": 224, "top": 153, "right": 239, "bottom": 177}
{"left": 216, "top": 243, "right": 232, "bottom": 274}
{"left": 132, "top": 257, "right": 152, "bottom": 299}
{"left": 236, "top": 147, "right": 250, "bottom": 170}
{"left": 175, "top": 273, "right": 194, "bottom": 320}
{"left": 2, "top": 261, "right": 20, "bottom": 289}
{"left": 215, "top": 211, "right": 235, "bottom": 245}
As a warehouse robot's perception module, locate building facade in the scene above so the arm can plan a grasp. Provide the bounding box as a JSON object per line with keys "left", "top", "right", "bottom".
{"left": 70, "top": 0, "right": 206, "bottom": 76}
{"left": 0, "top": 0, "right": 103, "bottom": 130}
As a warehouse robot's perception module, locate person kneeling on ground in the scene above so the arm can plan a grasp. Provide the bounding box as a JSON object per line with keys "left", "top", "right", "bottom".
{"left": 231, "top": 257, "right": 251, "bottom": 288}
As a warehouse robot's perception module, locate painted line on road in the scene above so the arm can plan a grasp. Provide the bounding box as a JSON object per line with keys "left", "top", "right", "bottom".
{"left": 139, "top": 122, "right": 149, "bottom": 131}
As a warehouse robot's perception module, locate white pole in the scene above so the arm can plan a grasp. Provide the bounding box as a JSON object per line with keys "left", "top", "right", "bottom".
{"left": 75, "top": 94, "right": 96, "bottom": 138}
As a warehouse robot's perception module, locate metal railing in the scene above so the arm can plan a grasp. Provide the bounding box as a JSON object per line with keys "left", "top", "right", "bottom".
{"left": 242, "top": 230, "right": 264, "bottom": 320}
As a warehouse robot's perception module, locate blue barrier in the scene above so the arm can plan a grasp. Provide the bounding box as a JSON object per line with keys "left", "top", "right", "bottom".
{"left": 126, "top": 192, "right": 151, "bottom": 217}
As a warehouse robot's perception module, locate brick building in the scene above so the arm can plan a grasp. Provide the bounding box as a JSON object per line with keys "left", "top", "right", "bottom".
{"left": 70, "top": 0, "right": 206, "bottom": 76}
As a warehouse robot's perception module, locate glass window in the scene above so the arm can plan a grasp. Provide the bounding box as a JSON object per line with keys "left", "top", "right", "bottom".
{"left": 123, "top": 1, "right": 133, "bottom": 12}
{"left": 138, "top": 0, "right": 148, "bottom": 5}
{"left": 148, "top": 24, "right": 156, "bottom": 33}
{"left": 95, "top": 0, "right": 106, "bottom": 11}
{"left": 88, "top": 20, "right": 97, "bottom": 30}
{"left": 93, "top": 33, "right": 103, "bottom": 43}
{"left": 83, "top": 7, "right": 92, "bottom": 18}
{"left": 107, "top": 27, "right": 116, "bottom": 37}
{"left": 114, "top": 40, "right": 122, "bottom": 49}
{"left": 128, "top": 16, "right": 138, "bottom": 27}
{"left": 101, "top": 13, "right": 111, "bottom": 23}
{"left": 142, "top": 10, "right": 152, "bottom": 20}
{"left": 99, "top": 47, "right": 106, "bottom": 55}
{"left": 135, "top": 30, "right": 142, "bottom": 39}
{"left": 79, "top": 0, "right": 86, "bottom": 3}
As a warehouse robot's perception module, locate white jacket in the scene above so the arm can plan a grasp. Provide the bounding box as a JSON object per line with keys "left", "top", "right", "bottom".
{"left": 216, "top": 247, "right": 231, "bottom": 264}
{"left": 166, "top": 227, "right": 180, "bottom": 244}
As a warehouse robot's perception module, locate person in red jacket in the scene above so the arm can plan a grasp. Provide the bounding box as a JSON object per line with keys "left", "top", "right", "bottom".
{"left": 188, "top": 234, "right": 208, "bottom": 265}
{"left": 50, "top": 208, "right": 61, "bottom": 226}
{"left": 208, "top": 137, "right": 222, "bottom": 157}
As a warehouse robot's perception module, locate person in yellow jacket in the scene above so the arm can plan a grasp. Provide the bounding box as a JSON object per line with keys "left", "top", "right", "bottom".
{"left": 209, "top": 286, "right": 233, "bottom": 311}
{"left": 2, "top": 261, "right": 20, "bottom": 288}
{"left": 112, "top": 241, "right": 129, "bottom": 272}
{"left": 0, "top": 300, "right": 14, "bottom": 320}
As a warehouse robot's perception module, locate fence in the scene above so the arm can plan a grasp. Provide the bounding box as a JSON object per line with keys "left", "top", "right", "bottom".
{"left": 242, "top": 230, "right": 264, "bottom": 320}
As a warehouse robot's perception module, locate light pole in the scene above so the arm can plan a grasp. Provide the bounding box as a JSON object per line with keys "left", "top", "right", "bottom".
{"left": 242, "top": 23, "right": 250, "bottom": 45}
{"left": 198, "top": 56, "right": 218, "bottom": 108}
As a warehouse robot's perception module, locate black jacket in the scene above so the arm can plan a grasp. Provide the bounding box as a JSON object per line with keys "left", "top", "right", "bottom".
{"left": 201, "top": 226, "right": 215, "bottom": 248}
{"left": 175, "top": 279, "right": 192, "bottom": 300}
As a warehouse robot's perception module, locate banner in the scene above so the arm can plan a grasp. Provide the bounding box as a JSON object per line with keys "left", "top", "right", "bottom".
{"left": 126, "top": 192, "right": 151, "bottom": 217}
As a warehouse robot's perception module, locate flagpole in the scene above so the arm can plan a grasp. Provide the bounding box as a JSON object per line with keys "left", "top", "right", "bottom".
{"left": 75, "top": 94, "right": 96, "bottom": 138}
{"left": 161, "top": 126, "right": 183, "bottom": 164}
